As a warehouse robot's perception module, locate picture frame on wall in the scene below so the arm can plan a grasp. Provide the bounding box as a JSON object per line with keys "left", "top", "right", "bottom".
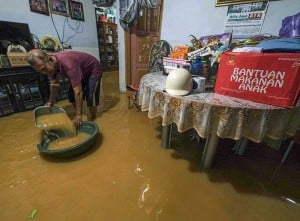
{"left": 216, "top": 0, "right": 270, "bottom": 7}
{"left": 49, "top": 0, "right": 69, "bottom": 16}
{"left": 29, "top": 0, "right": 49, "bottom": 15}
{"left": 69, "top": 1, "right": 85, "bottom": 21}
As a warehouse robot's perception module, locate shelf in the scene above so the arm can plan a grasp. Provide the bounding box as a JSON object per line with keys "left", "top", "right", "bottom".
{"left": 95, "top": 7, "right": 117, "bottom": 24}
{"left": 0, "top": 68, "right": 71, "bottom": 117}
{"left": 0, "top": 69, "right": 47, "bottom": 116}
{"left": 96, "top": 21, "right": 119, "bottom": 71}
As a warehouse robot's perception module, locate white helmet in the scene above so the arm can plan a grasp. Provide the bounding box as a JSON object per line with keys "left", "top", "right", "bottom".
{"left": 166, "top": 68, "right": 192, "bottom": 96}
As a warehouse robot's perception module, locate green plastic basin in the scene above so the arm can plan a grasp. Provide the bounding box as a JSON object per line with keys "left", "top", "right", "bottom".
{"left": 33, "top": 106, "right": 66, "bottom": 128}
{"left": 37, "top": 121, "right": 99, "bottom": 158}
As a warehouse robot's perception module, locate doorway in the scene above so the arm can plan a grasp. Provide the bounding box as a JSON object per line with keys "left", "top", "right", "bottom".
{"left": 124, "top": 0, "right": 164, "bottom": 86}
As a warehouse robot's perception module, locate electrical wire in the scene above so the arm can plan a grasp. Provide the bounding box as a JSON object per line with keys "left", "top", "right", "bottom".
{"left": 62, "top": 17, "right": 84, "bottom": 44}
{"left": 31, "top": 33, "right": 42, "bottom": 48}
{"left": 49, "top": 8, "right": 63, "bottom": 47}
{"left": 48, "top": 4, "right": 84, "bottom": 50}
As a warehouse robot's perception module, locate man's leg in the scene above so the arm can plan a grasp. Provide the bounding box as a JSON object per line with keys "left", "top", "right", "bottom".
{"left": 89, "top": 106, "right": 97, "bottom": 121}
{"left": 68, "top": 85, "right": 77, "bottom": 110}
{"left": 86, "top": 78, "right": 100, "bottom": 121}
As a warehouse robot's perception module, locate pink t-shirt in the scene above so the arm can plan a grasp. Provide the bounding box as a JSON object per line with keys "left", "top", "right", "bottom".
{"left": 52, "top": 51, "right": 103, "bottom": 87}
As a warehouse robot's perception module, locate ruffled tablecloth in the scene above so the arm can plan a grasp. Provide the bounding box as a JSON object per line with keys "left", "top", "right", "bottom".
{"left": 138, "top": 72, "right": 300, "bottom": 148}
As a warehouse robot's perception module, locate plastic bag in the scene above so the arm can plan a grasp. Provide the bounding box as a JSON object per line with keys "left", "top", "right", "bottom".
{"left": 279, "top": 12, "right": 300, "bottom": 38}
{"left": 119, "top": 0, "right": 160, "bottom": 29}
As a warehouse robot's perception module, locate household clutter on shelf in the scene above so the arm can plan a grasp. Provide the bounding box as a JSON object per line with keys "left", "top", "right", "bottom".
{"left": 95, "top": 6, "right": 118, "bottom": 70}
{"left": 162, "top": 32, "right": 233, "bottom": 93}
{"left": 161, "top": 32, "right": 300, "bottom": 108}
{"left": 0, "top": 20, "right": 71, "bottom": 117}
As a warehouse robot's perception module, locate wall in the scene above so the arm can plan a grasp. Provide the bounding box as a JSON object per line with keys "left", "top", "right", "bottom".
{"left": 0, "top": 0, "right": 99, "bottom": 59}
{"left": 117, "top": 0, "right": 300, "bottom": 91}
{"left": 160, "top": 0, "right": 300, "bottom": 46}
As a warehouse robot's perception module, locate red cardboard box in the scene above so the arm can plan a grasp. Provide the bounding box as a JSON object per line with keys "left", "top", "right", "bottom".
{"left": 214, "top": 52, "right": 300, "bottom": 108}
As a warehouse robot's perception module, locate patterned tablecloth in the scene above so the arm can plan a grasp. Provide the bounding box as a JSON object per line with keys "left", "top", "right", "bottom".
{"left": 138, "top": 72, "right": 300, "bottom": 147}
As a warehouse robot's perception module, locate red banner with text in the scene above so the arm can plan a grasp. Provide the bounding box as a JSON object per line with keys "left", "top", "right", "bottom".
{"left": 215, "top": 52, "right": 300, "bottom": 108}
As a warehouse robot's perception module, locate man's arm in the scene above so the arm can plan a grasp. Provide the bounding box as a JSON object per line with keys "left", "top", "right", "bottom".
{"left": 73, "top": 85, "right": 83, "bottom": 127}
{"left": 47, "top": 79, "right": 59, "bottom": 106}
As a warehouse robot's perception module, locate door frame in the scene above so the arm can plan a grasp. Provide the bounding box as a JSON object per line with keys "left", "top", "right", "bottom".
{"left": 124, "top": 1, "right": 164, "bottom": 86}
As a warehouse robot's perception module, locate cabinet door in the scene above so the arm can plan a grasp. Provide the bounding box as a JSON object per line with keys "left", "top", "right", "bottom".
{"left": 0, "top": 77, "right": 14, "bottom": 116}
{"left": 56, "top": 75, "right": 71, "bottom": 101}
{"left": 135, "top": 8, "right": 148, "bottom": 35}
{"left": 135, "top": 5, "right": 161, "bottom": 36}
{"left": 148, "top": 5, "right": 161, "bottom": 35}
{"left": 130, "top": 35, "right": 159, "bottom": 85}
{"left": 129, "top": 1, "right": 163, "bottom": 86}
{"left": 0, "top": 68, "right": 52, "bottom": 116}
{"left": 10, "top": 74, "right": 44, "bottom": 110}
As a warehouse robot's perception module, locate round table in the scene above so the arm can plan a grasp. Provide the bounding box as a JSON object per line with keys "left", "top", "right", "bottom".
{"left": 138, "top": 72, "right": 300, "bottom": 168}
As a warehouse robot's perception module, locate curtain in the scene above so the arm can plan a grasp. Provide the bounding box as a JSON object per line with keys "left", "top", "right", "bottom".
{"left": 119, "top": 0, "right": 160, "bottom": 29}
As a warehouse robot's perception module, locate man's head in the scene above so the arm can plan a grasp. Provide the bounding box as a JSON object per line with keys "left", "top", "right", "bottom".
{"left": 27, "top": 49, "right": 56, "bottom": 76}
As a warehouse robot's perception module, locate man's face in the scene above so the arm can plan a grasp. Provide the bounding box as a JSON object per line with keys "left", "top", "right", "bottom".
{"left": 32, "top": 58, "right": 56, "bottom": 76}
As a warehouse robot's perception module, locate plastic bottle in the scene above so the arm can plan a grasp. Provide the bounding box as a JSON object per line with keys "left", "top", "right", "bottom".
{"left": 190, "top": 56, "right": 203, "bottom": 76}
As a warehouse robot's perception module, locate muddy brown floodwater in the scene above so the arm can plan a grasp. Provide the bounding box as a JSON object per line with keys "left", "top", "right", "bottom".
{"left": 0, "top": 71, "right": 300, "bottom": 221}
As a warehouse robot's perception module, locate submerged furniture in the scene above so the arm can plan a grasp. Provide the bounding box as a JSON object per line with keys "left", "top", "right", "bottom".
{"left": 0, "top": 67, "right": 71, "bottom": 117}
{"left": 126, "top": 84, "right": 140, "bottom": 110}
{"left": 126, "top": 40, "right": 172, "bottom": 110}
{"left": 0, "top": 67, "right": 48, "bottom": 117}
{"left": 138, "top": 72, "right": 300, "bottom": 168}
{"left": 281, "top": 131, "right": 300, "bottom": 165}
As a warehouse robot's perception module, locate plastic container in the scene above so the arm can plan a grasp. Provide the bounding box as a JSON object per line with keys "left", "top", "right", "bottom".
{"left": 190, "top": 56, "right": 203, "bottom": 76}
{"left": 33, "top": 106, "right": 66, "bottom": 128}
{"left": 37, "top": 121, "right": 99, "bottom": 158}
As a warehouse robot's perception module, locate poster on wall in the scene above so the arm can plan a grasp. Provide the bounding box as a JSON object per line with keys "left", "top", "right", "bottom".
{"left": 69, "top": 1, "right": 85, "bottom": 21}
{"left": 223, "top": 1, "right": 269, "bottom": 37}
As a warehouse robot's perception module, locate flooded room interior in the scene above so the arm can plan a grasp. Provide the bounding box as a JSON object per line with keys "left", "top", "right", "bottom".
{"left": 1, "top": 0, "right": 300, "bottom": 220}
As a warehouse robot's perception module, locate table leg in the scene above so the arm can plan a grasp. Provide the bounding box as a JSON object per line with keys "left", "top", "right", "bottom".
{"left": 237, "top": 138, "right": 249, "bottom": 156}
{"left": 233, "top": 138, "right": 249, "bottom": 155}
{"left": 161, "top": 124, "right": 172, "bottom": 149}
{"left": 202, "top": 133, "right": 220, "bottom": 168}
{"left": 281, "top": 140, "right": 294, "bottom": 164}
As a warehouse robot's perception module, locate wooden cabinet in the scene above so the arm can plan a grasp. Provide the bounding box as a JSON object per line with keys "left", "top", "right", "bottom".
{"left": 97, "top": 22, "right": 118, "bottom": 71}
{"left": 0, "top": 67, "right": 71, "bottom": 117}
{"left": 128, "top": 2, "right": 163, "bottom": 85}
{"left": 134, "top": 5, "right": 162, "bottom": 36}
{"left": 0, "top": 67, "right": 48, "bottom": 116}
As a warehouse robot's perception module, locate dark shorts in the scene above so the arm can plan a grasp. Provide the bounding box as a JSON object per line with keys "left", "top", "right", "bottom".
{"left": 68, "top": 78, "right": 101, "bottom": 107}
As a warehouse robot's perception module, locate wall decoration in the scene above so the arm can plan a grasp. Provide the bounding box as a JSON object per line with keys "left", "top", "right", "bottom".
{"left": 29, "top": 0, "right": 49, "bottom": 15}
{"left": 49, "top": 0, "right": 69, "bottom": 16}
{"left": 69, "top": 1, "right": 85, "bottom": 21}
{"left": 223, "top": 1, "right": 269, "bottom": 36}
{"left": 216, "top": 0, "right": 273, "bottom": 7}
{"left": 40, "top": 35, "right": 61, "bottom": 51}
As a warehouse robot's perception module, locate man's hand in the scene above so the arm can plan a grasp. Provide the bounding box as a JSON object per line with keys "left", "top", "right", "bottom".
{"left": 73, "top": 114, "right": 82, "bottom": 128}
{"left": 45, "top": 101, "right": 54, "bottom": 107}
{"left": 47, "top": 80, "right": 59, "bottom": 107}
